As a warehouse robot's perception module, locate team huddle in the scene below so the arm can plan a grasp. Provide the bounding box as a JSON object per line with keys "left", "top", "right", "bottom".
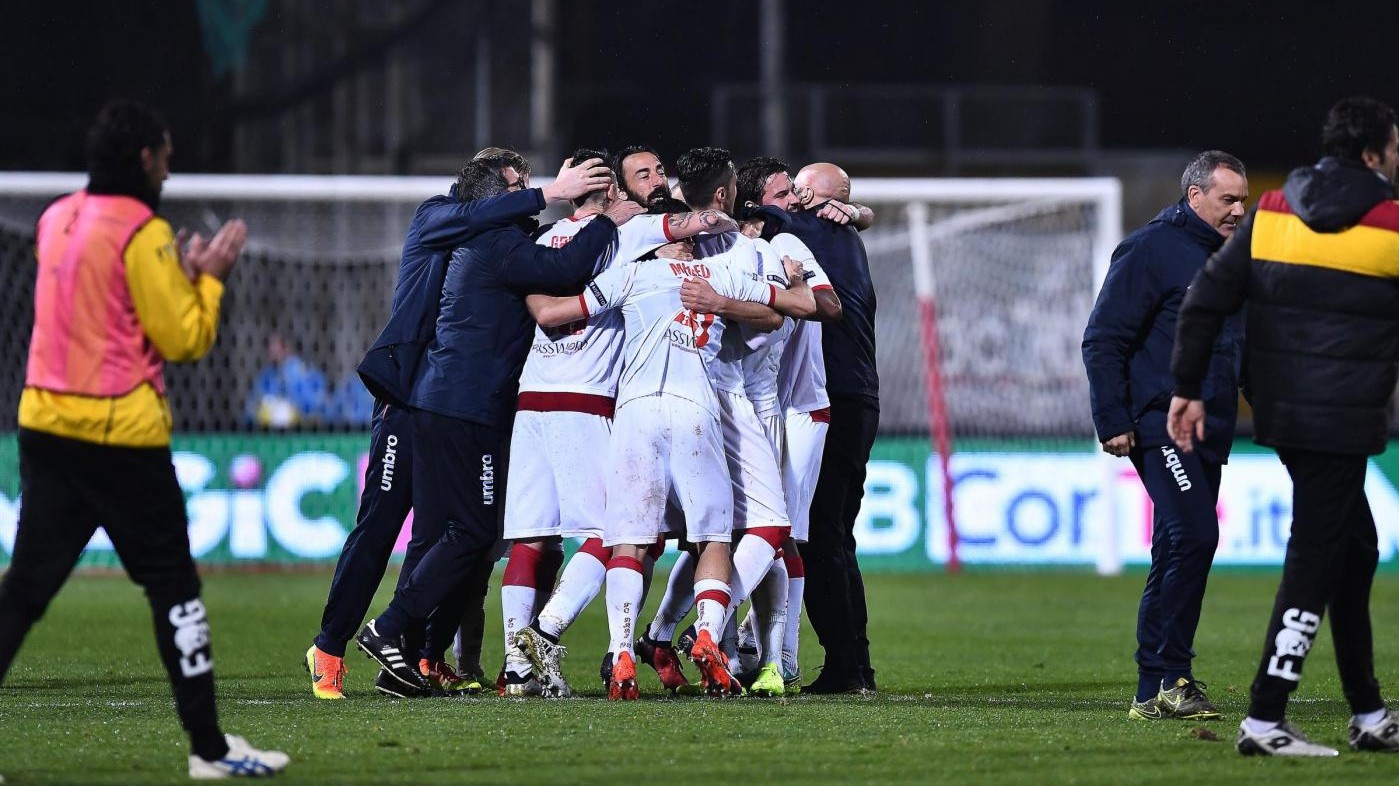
{"left": 305, "top": 144, "right": 876, "bottom": 702}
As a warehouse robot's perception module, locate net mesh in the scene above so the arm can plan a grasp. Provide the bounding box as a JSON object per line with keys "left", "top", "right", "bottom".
{"left": 0, "top": 181, "right": 1110, "bottom": 567}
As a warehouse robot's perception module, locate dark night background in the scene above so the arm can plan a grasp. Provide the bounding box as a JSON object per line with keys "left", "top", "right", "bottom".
{"left": 3, "top": 1, "right": 1398, "bottom": 174}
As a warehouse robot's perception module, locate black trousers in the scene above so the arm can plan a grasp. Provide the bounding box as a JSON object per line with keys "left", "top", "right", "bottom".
{"left": 1129, "top": 444, "right": 1222, "bottom": 699}
{"left": 375, "top": 410, "right": 504, "bottom": 637}
{"left": 804, "top": 395, "right": 879, "bottom": 685}
{"left": 314, "top": 401, "right": 414, "bottom": 657}
{"left": 0, "top": 429, "right": 227, "bottom": 760}
{"left": 1248, "top": 449, "right": 1386, "bottom": 721}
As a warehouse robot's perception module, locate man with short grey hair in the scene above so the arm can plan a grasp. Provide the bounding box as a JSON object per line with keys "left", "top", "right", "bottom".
{"left": 1082, "top": 150, "right": 1248, "bottom": 721}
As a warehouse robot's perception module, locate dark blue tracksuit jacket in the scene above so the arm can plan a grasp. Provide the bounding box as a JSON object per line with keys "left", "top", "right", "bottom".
{"left": 1082, "top": 200, "right": 1243, "bottom": 463}
{"left": 407, "top": 215, "right": 619, "bottom": 427}
{"left": 357, "top": 187, "right": 549, "bottom": 409}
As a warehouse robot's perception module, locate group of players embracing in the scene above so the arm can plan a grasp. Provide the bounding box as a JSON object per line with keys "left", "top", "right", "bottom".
{"left": 306, "top": 142, "right": 873, "bottom": 702}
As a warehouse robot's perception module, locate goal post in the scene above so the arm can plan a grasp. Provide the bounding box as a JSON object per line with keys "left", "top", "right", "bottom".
{"left": 857, "top": 177, "right": 1123, "bottom": 574}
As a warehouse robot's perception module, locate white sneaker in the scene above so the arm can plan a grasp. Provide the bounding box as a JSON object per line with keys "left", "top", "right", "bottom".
{"left": 1236, "top": 720, "right": 1339, "bottom": 757}
{"left": 189, "top": 734, "right": 291, "bottom": 779}
{"left": 1349, "top": 710, "right": 1399, "bottom": 752}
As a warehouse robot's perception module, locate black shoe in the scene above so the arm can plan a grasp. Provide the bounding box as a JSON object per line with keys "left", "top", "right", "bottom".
{"left": 599, "top": 651, "right": 614, "bottom": 692}
{"left": 374, "top": 668, "right": 447, "bottom": 698}
{"left": 355, "top": 619, "right": 433, "bottom": 692}
{"left": 676, "top": 624, "right": 698, "bottom": 659}
{"left": 862, "top": 667, "right": 878, "bottom": 693}
{"left": 804, "top": 667, "right": 868, "bottom": 695}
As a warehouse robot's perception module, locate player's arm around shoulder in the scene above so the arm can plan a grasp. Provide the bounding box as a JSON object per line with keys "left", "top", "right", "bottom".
{"left": 770, "top": 233, "right": 838, "bottom": 320}
{"left": 526, "top": 261, "right": 633, "bottom": 327}
{"left": 126, "top": 217, "right": 245, "bottom": 363}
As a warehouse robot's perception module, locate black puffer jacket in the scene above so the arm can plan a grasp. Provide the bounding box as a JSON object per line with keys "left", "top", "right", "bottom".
{"left": 1173, "top": 157, "right": 1399, "bottom": 455}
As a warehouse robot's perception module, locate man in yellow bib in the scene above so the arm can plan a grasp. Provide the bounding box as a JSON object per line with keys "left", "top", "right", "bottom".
{"left": 0, "top": 100, "right": 289, "bottom": 779}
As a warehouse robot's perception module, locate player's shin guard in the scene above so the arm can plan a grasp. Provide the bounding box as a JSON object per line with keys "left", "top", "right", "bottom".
{"left": 537, "top": 538, "right": 608, "bottom": 640}
{"left": 693, "top": 578, "right": 732, "bottom": 641}
{"left": 782, "top": 548, "right": 805, "bottom": 677}
{"left": 648, "top": 549, "right": 696, "bottom": 643}
{"left": 500, "top": 544, "right": 544, "bottom": 677}
{"left": 605, "top": 556, "right": 645, "bottom": 659}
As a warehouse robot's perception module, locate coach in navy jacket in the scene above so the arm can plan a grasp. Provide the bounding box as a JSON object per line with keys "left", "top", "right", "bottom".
{"left": 357, "top": 187, "right": 548, "bottom": 408}
{"left": 356, "top": 161, "right": 643, "bottom": 693}
{"left": 1081, "top": 151, "right": 1247, "bottom": 719}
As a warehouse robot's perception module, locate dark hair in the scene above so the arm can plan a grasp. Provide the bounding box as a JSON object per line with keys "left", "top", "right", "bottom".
{"left": 472, "top": 147, "right": 530, "bottom": 178}
{"left": 1322, "top": 97, "right": 1398, "bottom": 161}
{"left": 85, "top": 100, "right": 169, "bottom": 207}
{"left": 568, "top": 146, "right": 611, "bottom": 207}
{"left": 736, "top": 156, "right": 792, "bottom": 208}
{"left": 612, "top": 144, "right": 662, "bottom": 177}
{"left": 452, "top": 160, "right": 509, "bottom": 203}
{"left": 676, "top": 147, "right": 734, "bottom": 207}
{"left": 1179, "top": 150, "right": 1246, "bottom": 197}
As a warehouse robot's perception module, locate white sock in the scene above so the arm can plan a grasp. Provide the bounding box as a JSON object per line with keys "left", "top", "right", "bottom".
{"left": 729, "top": 534, "right": 777, "bottom": 605}
{"left": 693, "top": 578, "right": 731, "bottom": 640}
{"left": 647, "top": 550, "right": 695, "bottom": 642}
{"left": 1354, "top": 708, "right": 1389, "bottom": 727}
{"left": 500, "top": 584, "right": 535, "bottom": 674}
{"left": 605, "top": 558, "right": 644, "bottom": 658}
{"left": 721, "top": 611, "right": 741, "bottom": 673}
{"left": 754, "top": 557, "right": 788, "bottom": 668}
{"left": 783, "top": 574, "right": 805, "bottom": 675}
{"left": 1243, "top": 717, "right": 1280, "bottom": 734}
{"left": 536, "top": 549, "right": 607, "bottom": 640}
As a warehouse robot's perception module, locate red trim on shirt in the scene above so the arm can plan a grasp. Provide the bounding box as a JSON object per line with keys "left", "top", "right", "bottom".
{"left": 767, "top": 284, "right": 778, "bottom": 306}
{"left": 808, "top": 407, "right": 831, "bottom": 423}
{"left": 661, "top": 215, "right": 677, "bottom": 242}
{"left": 517, "top": 391, "right": 615, "bottom": 417}
{"left": 1358, "top": 201, "right": 1399, "bottom": 233}
{"left": 812, "top": 284, "right": 834, "bottom": 292}
{"left": 1257, "top": 190, "right": 1291, "bottom": 215}
{"left": 577, "top": 293, "right": 590, "bottom": 318}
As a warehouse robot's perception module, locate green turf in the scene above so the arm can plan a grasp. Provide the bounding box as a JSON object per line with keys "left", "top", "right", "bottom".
{"left": 1, "top": 569, "right": 1397, "bottom": 784}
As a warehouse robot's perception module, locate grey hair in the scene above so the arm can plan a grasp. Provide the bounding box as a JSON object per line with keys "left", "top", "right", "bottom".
{"left": 1180, "top": 150, "right": 1246, "bottom": 197}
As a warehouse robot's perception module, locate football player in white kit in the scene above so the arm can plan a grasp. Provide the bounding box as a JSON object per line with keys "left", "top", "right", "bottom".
{"left": 525, "top": 229, "right": 814, "bottom": 700}
{"left": 494, "top": 148, "right": 739, "bottom": 697}
{"left": 655, "top": 148, "right": 817, "bottom": 697}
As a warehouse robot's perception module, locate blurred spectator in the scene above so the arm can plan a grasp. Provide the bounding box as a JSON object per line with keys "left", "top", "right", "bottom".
{"left": 245, "top": 332, "right": 327, "bottom": 428}
{"left": 325, "top": 371, "right": 375, "bottom": 429}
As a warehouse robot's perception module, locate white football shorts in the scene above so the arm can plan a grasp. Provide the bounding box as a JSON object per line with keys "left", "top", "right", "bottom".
{"left": 604, "top": 395, "right": 732, "bottom": 546}
{"left": 782, "top": 409, "right": 828, "bottom": 543}
{"left": 502, "top": 409, "right": 611, "bottom": 540}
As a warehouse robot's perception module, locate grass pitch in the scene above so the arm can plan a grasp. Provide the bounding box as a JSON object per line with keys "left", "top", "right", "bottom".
{"left": 1, "top": 569, "right": 1397, "bottom": 784}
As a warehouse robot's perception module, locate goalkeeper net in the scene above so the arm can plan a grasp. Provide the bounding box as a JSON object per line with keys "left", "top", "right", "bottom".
{"left": 0, "top": 174, "right": 1120, "bottom": 570}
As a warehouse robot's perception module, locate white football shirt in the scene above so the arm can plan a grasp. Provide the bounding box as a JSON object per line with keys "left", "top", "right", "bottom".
{"left": 580, "top": 248, "right": 776, "bottom": 417}
{"left": 519, "top": 214, "right": 673, "bottom": 397}
{"left": 773, "top": 232, "right": 834, "bottom": 413}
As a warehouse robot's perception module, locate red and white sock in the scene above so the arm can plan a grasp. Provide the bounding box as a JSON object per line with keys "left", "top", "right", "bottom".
{"left": 693, "top": 578, "right": 732, "bottom": 641}
{"left": 782, "top": 550, "right": 805, "bottom": 676}
{"left": 647, "top": 549, "right": 695, "bottom": 642}
{"left": 536, "top": 538, "right": 608, "bottom": 640}
{"left": 605, "top": 556, "right": 645, "bottom": 659}
{"left": 500, "top": 544, "right": 542, "bottom": 676}
{"left": 729, "top": 527, "right": 785, "bottom": 605}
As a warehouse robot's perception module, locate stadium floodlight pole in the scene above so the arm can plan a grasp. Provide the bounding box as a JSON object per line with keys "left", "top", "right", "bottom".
{"left": 907, "top": 200, "right": 961, "bottom": 574}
